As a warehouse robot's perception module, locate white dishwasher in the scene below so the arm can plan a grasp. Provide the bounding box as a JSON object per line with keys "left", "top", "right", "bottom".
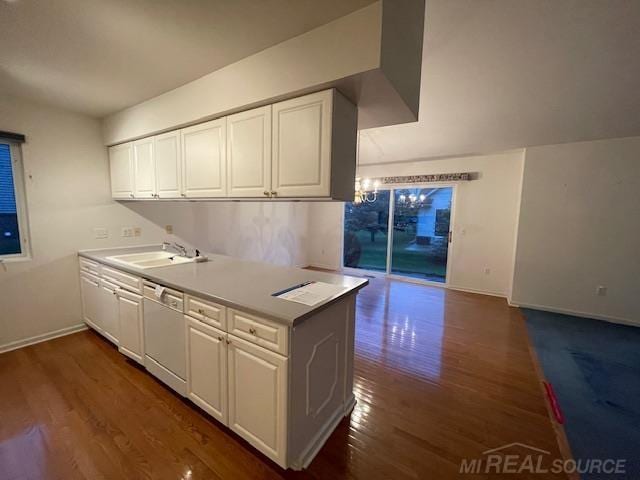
{"left": 143, "top": 281, "right": 186, "bottom": 396}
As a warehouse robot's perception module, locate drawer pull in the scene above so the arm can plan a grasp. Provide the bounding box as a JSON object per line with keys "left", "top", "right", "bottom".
{"left": 198, "top": 308, "right": 206, "bottom": 316}
{"left": 249, "top": 327, "right": 257, "bottom": 335}
{"left": 169, "top": 301, "right": 178, "bottom": 308}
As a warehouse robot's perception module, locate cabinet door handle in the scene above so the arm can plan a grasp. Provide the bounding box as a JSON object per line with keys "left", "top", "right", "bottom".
{"left": 270, "top": 191, "right": 278, "bottom": 197}
{"left": 249, "top": 327, "right": 257, "bottom": 335}
{"left": 218, "top": 336, "right": 223, "bottom": 341}
{"left": 129, "top": 193, "right": 135, "bottom": 198}
{"left": 263, "top": 191, "right": 271, "bottom": 197}
{"left": 226, "top": 339, "right": 231, "bottom": 345}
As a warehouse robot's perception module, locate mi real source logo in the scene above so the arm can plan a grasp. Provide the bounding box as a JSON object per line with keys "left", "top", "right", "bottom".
{"left": 459, "top": 443, "right": 626, "bottom": 475}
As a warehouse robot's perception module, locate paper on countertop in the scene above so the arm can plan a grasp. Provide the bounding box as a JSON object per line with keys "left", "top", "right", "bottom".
{"left": 154, "top": 285, "right": 166, "bottom": 299}
{"left": 276, "top": 281, "right": 348, "bottom": 306}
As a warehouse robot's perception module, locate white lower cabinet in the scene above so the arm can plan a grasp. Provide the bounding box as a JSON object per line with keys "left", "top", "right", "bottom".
{"left": 227, "top": 335, "right": 288, "bottom": 467}
{"left": 117, "top": 289, "right": 144, "bottom": 364}
{"left": 80, "top": 272, "right": 101, "bottom": 331}
{"left": 186, "top": 317, "right": 228, "bottom": 424}
{"left": 78, "top": 258, "right": 357, "bottom": 471}
{"left": 98, "top": 280, "right": 120, "bottom": 344}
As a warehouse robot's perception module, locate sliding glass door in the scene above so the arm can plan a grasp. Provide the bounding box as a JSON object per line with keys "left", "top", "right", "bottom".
{"left": 343, "top": 186, "right": 454, "bottom": 283}
{"left": 343, "top": 190, "right": 390, "bottom": 272}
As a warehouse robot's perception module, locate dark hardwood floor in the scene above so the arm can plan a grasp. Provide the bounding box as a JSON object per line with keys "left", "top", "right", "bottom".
{"left": 0, "top": 277, "right": 567, "bottom": 479}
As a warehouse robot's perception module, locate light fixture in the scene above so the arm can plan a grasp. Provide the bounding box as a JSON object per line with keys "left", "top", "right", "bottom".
{"left": 353, "top": 132, "right": 379, "bottom": 204}
{"left": 354, "top": 177, "right": 379, "bottom": 204}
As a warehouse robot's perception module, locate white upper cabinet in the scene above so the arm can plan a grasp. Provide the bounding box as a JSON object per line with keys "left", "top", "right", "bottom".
{"left": 181, "top": 119, "right": 227, "bottom": 198}
{"left": 154, "top": 131, "right": 182, "bottom": 198}
{"left": 271, "top": 89, "right": 357, "bottom": 200}
{"left": 227, "top": 106, "right": 272, "bottom": 198}
{"left": 108, "top": 89, "right": 356, "bottom": 201}
{"left": 109, "top": 143, "right": 134, "bottom": 199}
{"left": 271, "top": 90, "right": 332, "bottom": 198}
{"left": 133, "top": 138, "right": 156, "bottom": 198}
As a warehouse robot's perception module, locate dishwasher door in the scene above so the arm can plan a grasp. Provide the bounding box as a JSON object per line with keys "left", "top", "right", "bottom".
{"left": 143, "top": 298, "right": 186, "bottom": 381}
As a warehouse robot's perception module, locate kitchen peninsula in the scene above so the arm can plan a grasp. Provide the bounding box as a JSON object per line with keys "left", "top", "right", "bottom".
{"left": 78, "top": 245, "right": 367, "bottom": 470}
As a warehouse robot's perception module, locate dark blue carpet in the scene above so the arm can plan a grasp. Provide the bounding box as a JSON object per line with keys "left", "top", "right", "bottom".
{"left": 523, "top": 309, "right": 640, "bottom": 479}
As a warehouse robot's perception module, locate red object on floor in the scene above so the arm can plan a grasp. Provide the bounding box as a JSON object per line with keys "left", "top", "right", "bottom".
{"left": 544, "top": 381, "right": 565, "bottom": 424}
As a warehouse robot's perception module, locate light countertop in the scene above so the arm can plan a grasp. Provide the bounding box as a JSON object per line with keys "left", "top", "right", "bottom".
{"left": 78, "top": 245, "right": 368, "bottom": 326}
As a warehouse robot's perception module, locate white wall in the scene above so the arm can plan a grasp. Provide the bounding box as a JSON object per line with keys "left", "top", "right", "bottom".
{"left": 511, "top": 136, "right": 640, "bottom": 325}
{"left": 308, "top": 151, "right": 525, "bottom": 296}
{"left": 0, "top": 95, "right": 172, "bottom": 352}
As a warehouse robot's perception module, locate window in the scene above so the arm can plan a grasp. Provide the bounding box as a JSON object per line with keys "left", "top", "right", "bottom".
{"left": 0, "top": 141, "right": 30, "bottom": 260}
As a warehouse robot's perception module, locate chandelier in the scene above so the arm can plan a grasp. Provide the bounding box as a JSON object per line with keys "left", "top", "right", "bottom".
{"left": 354, "top": 177, "right": 380, "bottom": 204}
{"left": 397, "top": 192, "right": 428, "bottom": 207}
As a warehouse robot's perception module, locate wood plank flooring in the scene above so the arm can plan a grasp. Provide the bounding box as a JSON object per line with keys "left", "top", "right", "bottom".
{"left": 0, "top": 277, "right": 566, "bottom": 479}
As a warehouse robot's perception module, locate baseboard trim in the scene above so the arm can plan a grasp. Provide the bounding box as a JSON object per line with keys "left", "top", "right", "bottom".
{"left": 0, "top": 323, "right": 88, "bottom": 354}
{"left": 513, "top": 301, "right": 639, "bottom": 327}
{"left": 446, "top": 284, "right": 507, "bottom": 299}
{"left": 291, "top": 403, "right": 346, "bottom": 471}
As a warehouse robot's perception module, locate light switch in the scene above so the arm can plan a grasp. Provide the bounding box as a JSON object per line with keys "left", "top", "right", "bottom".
{"left": 121, "top": 227, "right": 134, "bottom": 238}
{"left": 133, "top": 227, "right": 142, "bottom": 237}
{"left": 165, "top": 225, "right": 173, "bottom": 234}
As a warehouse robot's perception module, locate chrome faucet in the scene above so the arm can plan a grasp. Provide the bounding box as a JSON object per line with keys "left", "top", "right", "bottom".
{"left": 162, "top": 241, "right": 187, "bottom": 257}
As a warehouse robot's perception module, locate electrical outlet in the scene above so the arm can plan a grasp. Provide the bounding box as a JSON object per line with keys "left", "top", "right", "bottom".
{"left": 596, "top": 286, "right": 607, "bottom": 296}
{"left": 133, "top": 227, "right": 141, "bottom": 237}
{"left": 93, "top": 227, "right": 108, "bottom": 239}
{"left": 121, "top": 227, "right": 134, "bottom": 238}
{"left": 165, "top": 225, "right": 173, "bottom": 234}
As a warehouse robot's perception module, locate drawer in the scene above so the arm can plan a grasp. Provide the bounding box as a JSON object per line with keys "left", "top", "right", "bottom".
{"left": 185, "top": 294, "right": 226, "bottom": 330}
{"left": 79, "top": 257, "right": 101, "bottom": 275}
{"left": 143, "top": 282, "right": 184, "bottom": 312}
{"left": 228, "top": 309, "right": 288, "bottom": 356}
{"left": 102, "top": 266, "right": 142, "bottom": 293}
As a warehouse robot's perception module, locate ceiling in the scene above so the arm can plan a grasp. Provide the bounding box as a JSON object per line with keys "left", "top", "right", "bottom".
{"left": 359, "top": 0, "right": 640, "bottom": 163}
{"left": 0, "top": 0, "right": 374, "bottom": 117}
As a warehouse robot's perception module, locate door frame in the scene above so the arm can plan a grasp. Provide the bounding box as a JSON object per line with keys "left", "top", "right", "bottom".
{"left": 342, "top": 183, "right": 458, "bottom": 288}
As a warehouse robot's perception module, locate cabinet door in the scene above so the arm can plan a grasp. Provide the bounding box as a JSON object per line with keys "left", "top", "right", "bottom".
{"left": 133, "top": 138, "right": 156, "bottom": 198}
{"left": 154, "top": 131, "right": 182, "bottom": 198}
{"left": 181, "top": 119, "right": 227, "bottom": 197}
{"left": 186, "top": 317, "right": 228, "bottom": 424}
{"left": 227, "top": 335, "right": 287, "bottom": 467}
{"left": 80, "top": 273, "right": 101, "bottom": 331}
{"left": 109, "top": 143, "right": 134, "bottom": 199}
{"left": 98, "top": 280, "right": 119, "bottom": 344}
{"left": 272, "top": 90, "right": 332, "bottom": 198}
{"left": 227, "top": 106, "right": 271, "bottom": 198}
{"left": 117, "top": 290, "right": 144, "bottom": 364}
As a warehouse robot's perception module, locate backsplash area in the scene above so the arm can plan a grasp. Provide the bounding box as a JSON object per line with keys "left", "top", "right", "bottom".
{"left": 128, "top": 201, "right": 310, "bottom": 267}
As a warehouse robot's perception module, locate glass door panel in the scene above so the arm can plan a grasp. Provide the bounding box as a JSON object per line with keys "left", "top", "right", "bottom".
{"left": 390, "top": 187, "right": 452, "bottom": 282}
{"left": 343, "top": 190, "right": 390, "bottom": 272}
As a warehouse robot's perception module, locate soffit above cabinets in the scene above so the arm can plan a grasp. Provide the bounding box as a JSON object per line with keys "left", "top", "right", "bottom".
{"left": 102, "top": 0, "right": 425, "bottom": 146}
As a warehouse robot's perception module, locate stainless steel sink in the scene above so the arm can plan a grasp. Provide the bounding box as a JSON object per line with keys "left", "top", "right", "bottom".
{"left": 106, "top": 251, "right": 198, "bottom": 269}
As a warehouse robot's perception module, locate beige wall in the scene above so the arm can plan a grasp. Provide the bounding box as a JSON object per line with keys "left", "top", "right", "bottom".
{"left": 512, "top": 136, "right": 640, "bottom": 325}
{"left": 308, "top": 151, "right": 525, "bottom": 297}
{"left": 128, "top": 201, "right": 310, "bottom": 268}
{"left": 0, "top": 95, "right": 171, "bottom": 352}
